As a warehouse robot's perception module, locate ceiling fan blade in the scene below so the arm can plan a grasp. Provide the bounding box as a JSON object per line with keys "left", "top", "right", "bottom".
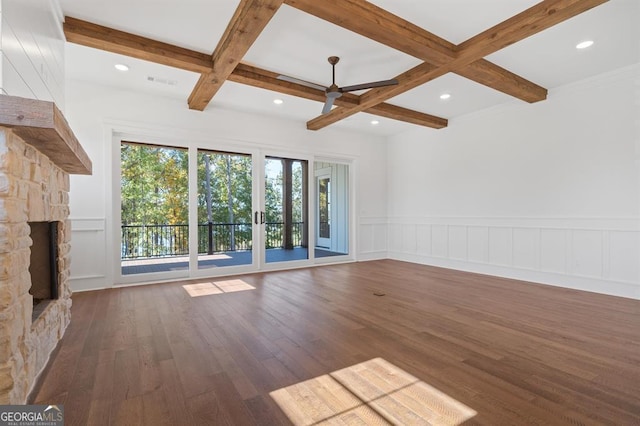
{"left": 277, "top": 74, "right": 327, "bottom": 91}
{"left": 340, "top": 79, "right": 399, "bottom": 92}
{"left": 321, "top": 96, "right": 336, "bottom": 114}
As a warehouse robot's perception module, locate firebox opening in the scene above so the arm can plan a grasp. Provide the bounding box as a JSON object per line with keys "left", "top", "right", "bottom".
{"left": 28, "top": 221, "right": 60, "bottom": 321}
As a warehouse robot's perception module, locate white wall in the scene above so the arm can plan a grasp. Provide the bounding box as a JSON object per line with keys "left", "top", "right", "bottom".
{"left": 64, "top": 60, "right": 639, "bottom": 298}
{"left": 65, "top": 79, "right": 388, "bottom": 291}
{"left": 0, "top": 0, "right": 65, "bottom": 109}
{"left": 387, "top": 64, "right": 640, "bottom": 299}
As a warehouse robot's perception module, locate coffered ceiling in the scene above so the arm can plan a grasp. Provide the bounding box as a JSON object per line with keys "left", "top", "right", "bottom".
{"left": 61, "top": 0, "right": 639, "bottom": 136}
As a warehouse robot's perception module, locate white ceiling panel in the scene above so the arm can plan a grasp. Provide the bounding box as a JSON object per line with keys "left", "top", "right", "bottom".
{"left": 243, "top": 5, "right": 421, "bottom": 89}
{"left": 486, "top": 0, "right": 640, "bottom": 89}
{"left": 367, "top": 0, "right": 541, "bottom": 44}
{"left": 60, "top": 0, "right": 240, "bottom": 52}
{"left": 213, "top": 81, "right": 415, "bottom": 136}
{"left": 66, "top": 43, "right": 200, "bottom": 100}
{"left": 388, "top": 72, "right": 517, "bottom": 119}
{"left": 60, "top": 0, "right": 639, "bottom": 135}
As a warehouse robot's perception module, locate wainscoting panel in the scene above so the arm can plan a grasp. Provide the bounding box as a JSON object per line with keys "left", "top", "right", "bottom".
{"left": 387, "top": 223, "right": 401, "bottom": 254}
{"left": 540, "top": 229, "right": 566, "bottom": 274}
{"left": 416, "top": 225, "right": 432, "bottom": 256}
{"left": 432, "top": 225, "right": 448, "bottom": 258}
{"left": 488, "top": 227, "right": 511, "bottom": 266}
{"left": 468, "top": 226, "right": 489, "bottom": 263}
{"left": 69, "top": 218, "right": 107, "bottom": 291}
{"left": 609, "top": 231, "right": 639, "bottom": 283}
{"left": 387, "top": 217, "right": 639, "bottom": 299}
{"left": 448, "top": 226, "right": 467, "bottom": 261}
{"left": 513, "top": 228, "right": 538, "bottom": 270}
{"left": 402, "top": 224, "right": 417, "bottom": 254}
{"left": 572, "top": 230, "right": 603, "bottom": 279}
{"left": 358, "top": 218, "right": 387, "bottom": 260}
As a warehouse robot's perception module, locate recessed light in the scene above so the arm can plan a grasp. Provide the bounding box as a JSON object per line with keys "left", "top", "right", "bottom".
{"left": 114, "top": 64, "right": 129, "bottom": 71}
{"left": 273, "top": 99, "right": 283, "bottom": 105}
{"left": 440, "top": 93, "right": 451, "bottom": 100}
{"left": 370, "top": 120, "right": 380, "bottom": 125}
{"left": 576, "top": 40, "right": 594, "bottom": 49}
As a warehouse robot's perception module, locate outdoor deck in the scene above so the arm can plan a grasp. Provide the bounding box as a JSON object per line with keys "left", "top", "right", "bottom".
{"left": 122, "top": 247, "right": 345, "bottom": 275}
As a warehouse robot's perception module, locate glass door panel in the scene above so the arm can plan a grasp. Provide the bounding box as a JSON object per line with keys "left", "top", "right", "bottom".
{"left": 119, "top": 143, "right": 350, "bottom": 281}
{"left": 197, "top": 150, "right": 253, "bottom": 270}
{"left": 264, "top": 157, "right": 308, "bottom": 264}
{"left": 314, "top": 161, "right": 349, "bottom": 258}
{"left": 317, "top": 175, "right": 331, "bottom": 248}
{"left": 120, "top": 142, "right": 189, "bottom": 275}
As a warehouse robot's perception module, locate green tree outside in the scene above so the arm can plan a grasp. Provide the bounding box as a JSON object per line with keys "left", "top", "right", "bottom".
{"left": 121, "top": 144, "right": 306, "bottom": 257}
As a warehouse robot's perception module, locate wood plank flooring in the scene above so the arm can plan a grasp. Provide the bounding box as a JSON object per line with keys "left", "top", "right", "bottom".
{"left": 30, "top": 260, "right": 640, "bottom": 425}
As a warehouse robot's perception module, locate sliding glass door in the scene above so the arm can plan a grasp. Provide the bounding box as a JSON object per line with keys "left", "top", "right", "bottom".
{"left": 120, "top": 142, "right": 189, "bottom": 276}
{"left": 118, "top": 141, "right": 350, "bottom": 283}
{"left": 263, "top": 156, "right": 309, "bottom": 265}
{"left": 197, "top": 149, "right": 254, "bottom": 270}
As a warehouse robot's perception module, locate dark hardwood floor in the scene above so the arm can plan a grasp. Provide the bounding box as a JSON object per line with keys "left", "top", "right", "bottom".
{"left": 30, "top": 260, "right": 640, "bottom": 425}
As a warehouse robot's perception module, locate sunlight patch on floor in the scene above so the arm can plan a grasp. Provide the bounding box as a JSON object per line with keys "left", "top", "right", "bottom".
{"left": 182, "top": 279, "right": 255, "bottom": 297}
{"left": 270, "top": 357, "right": 476, "bottom": 425}
{"left": 215, "top": 279, "right": 256, "bottom": 292}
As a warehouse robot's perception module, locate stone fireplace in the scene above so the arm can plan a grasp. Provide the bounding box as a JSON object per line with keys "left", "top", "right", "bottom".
{"left": 0, "top": 95, "right": 92, "bottom": 404}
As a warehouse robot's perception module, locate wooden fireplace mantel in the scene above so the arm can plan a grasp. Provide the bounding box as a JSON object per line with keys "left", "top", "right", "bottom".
{"left": 0, "top": 95, "right": 92, "bottom": 175}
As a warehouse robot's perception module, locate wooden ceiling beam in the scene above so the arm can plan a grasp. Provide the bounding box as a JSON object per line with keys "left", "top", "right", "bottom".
{"left": 306, "top": 0, "right": 608, "bottom": 131}
{"left": 458, "top": 60, "right": 547, "bottom": 104}
{"left": 230, "top": 63, "right": 348, "bottom": 104}
{"left": 230, "top": 63, "right": 448, "bottom": 129}
{"left": 187, "top": 0, "right": 285, "bottom": 111}
{"left": 369, "top": 103, "right": 447, "bottom": 129}
{"left": 284, "top": 0, "right": 455, "bottom": 65}
{"left": 63, "top": 17, "right": 213, "bottom": 74}
{"left": 283, "top": 0, "right": 547, "bottom": 103}
{"left": 456, "top": 0, "right": 608, "bottom": 59}
{"left": 63, "top": 20, "right": 447, "bottom": 129}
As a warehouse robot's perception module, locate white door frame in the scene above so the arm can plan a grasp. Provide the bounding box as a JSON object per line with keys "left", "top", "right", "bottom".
{"left": 259, "top": 151, "right": 315, "bottom": 271}
{"left": 109, "top": 125, "right": 357, "bottom": 286}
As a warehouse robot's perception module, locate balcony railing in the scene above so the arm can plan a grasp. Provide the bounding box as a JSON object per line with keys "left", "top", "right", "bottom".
{"left": 121, "top": 222, "right": 304, "bottom": 259}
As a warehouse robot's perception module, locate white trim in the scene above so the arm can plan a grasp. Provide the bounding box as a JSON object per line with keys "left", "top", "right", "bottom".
{"left": 389, "top": 251, "right": 640, "bottom": 300}
{"left": 357, "top": 252, "right": 388, "bottom": 261}
{"left": 105, "top": 118, "right": 362, "bottom": 161}
{"left": 69, "top": 274, "right": 106, "bottom": 281}
{"left": 109, "top": 258, "right": 356, "bottom": 290}
{"left": 388, "top": 216, "right": 640, "bottom": 231}
{"left": 101, "top": 120, "right": 360, "bottom": 287}
{"left": 386, "top": 216, "right": 640, "bottom": 299}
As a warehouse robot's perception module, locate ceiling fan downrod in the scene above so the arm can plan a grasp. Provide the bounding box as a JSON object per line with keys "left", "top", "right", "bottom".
{"left": 327, "top": 56, "right": 342, "bottom": 98}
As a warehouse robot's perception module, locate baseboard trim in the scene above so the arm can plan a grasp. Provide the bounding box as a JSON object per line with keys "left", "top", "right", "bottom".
{"left": 389, "top": 251, "right": 640, "bottom": 300}
{"left": 357, "top": 251, "right": 388, "bottom": 261}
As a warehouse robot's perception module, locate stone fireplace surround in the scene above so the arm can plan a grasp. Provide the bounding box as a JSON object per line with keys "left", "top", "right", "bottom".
{"left": 0, "top": 95, "right": 91, "bottom": 404}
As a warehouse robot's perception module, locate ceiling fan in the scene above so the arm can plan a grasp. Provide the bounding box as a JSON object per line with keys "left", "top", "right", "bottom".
{"left": 277, "top": 56, "right": 398, "bottom": 114}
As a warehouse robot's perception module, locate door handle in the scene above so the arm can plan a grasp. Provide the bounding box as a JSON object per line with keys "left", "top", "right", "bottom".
{"left": 254, "top": 211, "right": 259, "bottom": 225}
{"left": 260, "top": 211, "right": 266, "bottom": 224}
